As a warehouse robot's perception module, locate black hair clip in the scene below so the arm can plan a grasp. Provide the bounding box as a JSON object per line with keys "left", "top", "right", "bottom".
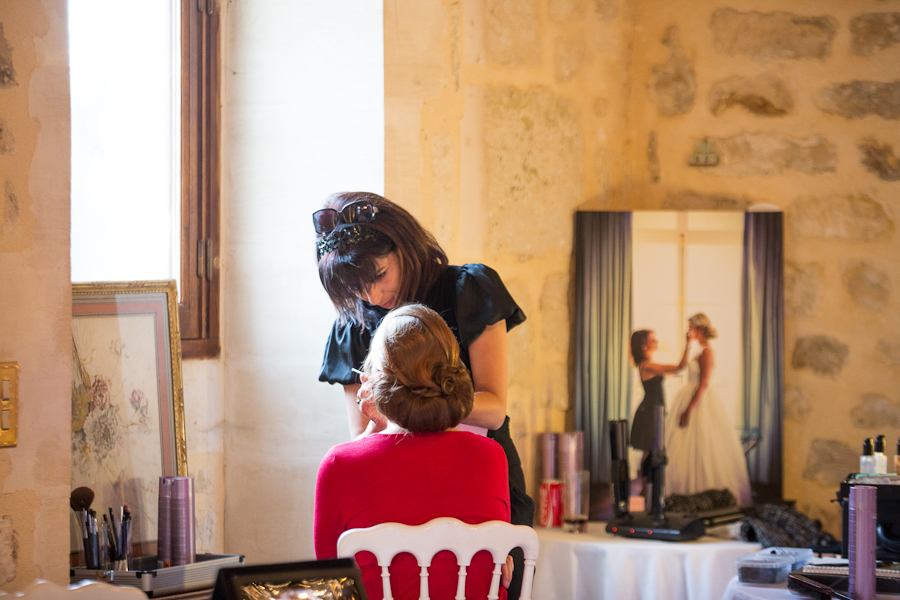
{"left": 317, "top": 225, "right": 385, "bottom": 258}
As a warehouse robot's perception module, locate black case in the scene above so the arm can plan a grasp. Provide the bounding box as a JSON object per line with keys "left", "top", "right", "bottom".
{"left": 211, "top": 557, "right": 369, "bottom": 600}
{"left": 837, "top": 476, "right": 900, "bottom": 561}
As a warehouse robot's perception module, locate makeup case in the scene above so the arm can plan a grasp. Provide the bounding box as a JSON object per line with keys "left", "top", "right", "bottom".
{"left": 838, "top": 475, "right": 900, "bottom": 561}
{"left": 71, "top": 553, "right": 244, "bottom": 597}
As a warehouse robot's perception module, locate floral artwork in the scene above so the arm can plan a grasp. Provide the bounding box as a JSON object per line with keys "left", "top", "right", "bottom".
{"left": 71, "top": 282, "right": 185, "bottom": 553}
{"left": 71, "top": 312, "right": 164, "bottom": 546}
{"left": 72, "top": 376, "right": 153, "bottom": 475}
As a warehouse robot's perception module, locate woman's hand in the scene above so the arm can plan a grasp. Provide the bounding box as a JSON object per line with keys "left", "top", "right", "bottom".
{"left": 356, "top": 373, "right": 387, "bottom": 436}
{"left": 676, "top": 330, "right": 693, "bottom": 370}
{"left": 679, "top": 408, "right": 691, "bottom": 428}
{"left": 500, "top": 555, "right": 514, "bottom": 589}
{"left": 343, "top": 384, "right": 369, "bottom": 438}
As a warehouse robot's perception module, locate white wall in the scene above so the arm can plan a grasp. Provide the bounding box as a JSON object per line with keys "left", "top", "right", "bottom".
{"left": 221, "top": 1, "right": 384, "bottom": 562}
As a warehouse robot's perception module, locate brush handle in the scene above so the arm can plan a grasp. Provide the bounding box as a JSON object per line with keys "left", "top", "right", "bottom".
{"left": 86, "top": 531, "right": 100, "bottom": 569}
{"left": 75, "top": 510, "right": 87, "bottom": 539}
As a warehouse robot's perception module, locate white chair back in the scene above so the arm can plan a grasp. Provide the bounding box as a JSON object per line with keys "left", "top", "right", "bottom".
{"left": 337, "top": 517, "right": 539, "bottom": 600}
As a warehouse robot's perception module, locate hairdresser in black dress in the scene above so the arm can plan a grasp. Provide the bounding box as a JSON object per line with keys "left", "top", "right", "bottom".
{"left": 314, "top": 192, "right": 535, "bottom": 598}
{"left": 629, "top": 329, "right": 690, "bottom": 493}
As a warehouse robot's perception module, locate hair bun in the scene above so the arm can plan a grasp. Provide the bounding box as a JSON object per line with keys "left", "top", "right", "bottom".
{"left": 368, "top": 303, "right": 475, "bottom": 432}
{"left": 435, "top": 364, "right": 463, "bottom": 396}
{"left": 410, "top": 381, "right": 444, "bottom": 398}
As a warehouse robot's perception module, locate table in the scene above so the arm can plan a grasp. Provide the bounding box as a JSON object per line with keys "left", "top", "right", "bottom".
{"left": 720, "top": 576, "right": 900, "bottom": 600}
{"left": 720, "top": 563, "right": 900, "bottom": 600}
{"left": 532, "top": 522, "right": 761, "bottom": 600}
{"left": 720, "top": 576, "right": 796, "bottom": 600}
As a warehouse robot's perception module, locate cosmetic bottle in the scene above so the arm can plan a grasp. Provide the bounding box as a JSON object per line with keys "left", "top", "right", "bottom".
{"left": 859, "top": 438, "right": 875, "bottom": 474}
{"left": 874, "top": 435, "right": 888, "bottom": 474}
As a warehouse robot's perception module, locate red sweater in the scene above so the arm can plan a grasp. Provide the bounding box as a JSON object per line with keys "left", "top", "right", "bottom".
{"left": 314, "top": 431, "right": 511, "bottom": 600}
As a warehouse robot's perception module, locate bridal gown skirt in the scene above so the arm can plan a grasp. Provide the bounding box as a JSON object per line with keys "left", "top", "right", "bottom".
{"left": 664, "top": 381, "right": 752, "bottom": 506}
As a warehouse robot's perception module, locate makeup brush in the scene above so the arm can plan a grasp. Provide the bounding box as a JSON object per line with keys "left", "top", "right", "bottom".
{"left": 70, "top": 487, "right": 95, "bottom": 512}
{"left": 70, "top": 487, "right": 94, "bottom": 541}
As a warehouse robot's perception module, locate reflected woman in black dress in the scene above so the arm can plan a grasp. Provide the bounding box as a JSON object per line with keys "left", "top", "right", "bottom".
{"left": 314, "top": 192, "right": 534, "bottom": 599}
{"left": 629, "top": 329, "right": 691, "bottom": 494}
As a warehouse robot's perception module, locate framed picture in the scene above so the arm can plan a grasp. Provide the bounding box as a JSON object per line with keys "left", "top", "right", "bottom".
{"left": 71, "top": 280, "right": 187, "bottom": 549}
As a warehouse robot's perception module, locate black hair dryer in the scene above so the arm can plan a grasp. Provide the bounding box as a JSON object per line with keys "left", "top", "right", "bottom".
{"left": 610, "top": 420, "right": 630, "bottom": 518}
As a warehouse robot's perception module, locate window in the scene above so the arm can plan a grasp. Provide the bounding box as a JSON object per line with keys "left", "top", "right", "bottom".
{"left": 178, "top": 0, "right": 221, "bottom": 358}
{"left": 70, "top": 0, "right": 220, "bottom": 359}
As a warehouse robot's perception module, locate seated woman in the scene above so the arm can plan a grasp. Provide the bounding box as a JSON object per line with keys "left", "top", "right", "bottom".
{"left": 314, "top": 304, "right": 511, "bottom": 600}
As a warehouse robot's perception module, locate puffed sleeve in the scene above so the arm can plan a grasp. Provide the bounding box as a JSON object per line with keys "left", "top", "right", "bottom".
{"left": 318, "top": 319, "right": 373, "bottom": 386}
{"left": 454, "top": 264, "right": 526, "bottom": 347}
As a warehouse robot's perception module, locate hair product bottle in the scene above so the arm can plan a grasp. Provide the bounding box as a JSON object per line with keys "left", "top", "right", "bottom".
{"left": 874, "top": 435, "right": 888, "bottom": 474}
{"left": 860, "top": 438, "right": 875, "bottom": 475}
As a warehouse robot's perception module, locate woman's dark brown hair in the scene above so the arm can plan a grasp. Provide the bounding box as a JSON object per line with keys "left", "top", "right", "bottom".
{"left": 364, "top": 304, "right": 474, "bottom": 433}
{"left": 631, "top": 330, "right": 651, "bottom": 366}
{"left": 316, "top": 192, "right": 448, "bottom": 325}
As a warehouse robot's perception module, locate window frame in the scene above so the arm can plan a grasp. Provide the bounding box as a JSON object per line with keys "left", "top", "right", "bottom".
{"left": 179, "top": 0, "right": 220, "bottom": 359}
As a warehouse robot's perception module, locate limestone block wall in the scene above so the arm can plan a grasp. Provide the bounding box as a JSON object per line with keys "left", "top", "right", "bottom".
{"left": 387, "top": 0, "right": 900, "bottom": 536}
{"left": 0, "top": 0, "right": 71, "bottom": 590}
{"left": 622, "top": 0, "right": 900, "bottom": 536}
{"left": 385, "top": 0, "right": 635, "bottom": 497}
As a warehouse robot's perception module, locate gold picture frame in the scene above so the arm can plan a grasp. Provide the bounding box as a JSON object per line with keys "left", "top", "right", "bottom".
{"left": 71, "top": 280, "right": 187, "bottom": 548}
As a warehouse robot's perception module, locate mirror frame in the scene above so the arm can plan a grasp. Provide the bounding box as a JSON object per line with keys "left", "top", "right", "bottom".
{"left": 71, "top": 280, "right": 187, "bottom": 549}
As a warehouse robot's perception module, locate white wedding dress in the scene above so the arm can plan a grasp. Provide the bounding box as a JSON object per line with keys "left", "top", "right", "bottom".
{"left": 664, "top": 356, "right": 752, "bottom": 506}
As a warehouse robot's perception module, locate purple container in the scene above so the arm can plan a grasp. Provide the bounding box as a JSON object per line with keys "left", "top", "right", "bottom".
{"left": 157, "top": 477, "right": 172, "bottom": 566}
{"left": 849, "top": 485, "right": 877, "bottom": 600}
{"left": 558, "top": 431, "right": 584, "bottom": 476}
{"left": 542, "top": 433, "right": 559, "bottom": 481}
{"left": 169, "top": 477, "right": 195, "bottom": 566}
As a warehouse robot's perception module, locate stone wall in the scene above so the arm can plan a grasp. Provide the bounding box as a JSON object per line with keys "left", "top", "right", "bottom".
{"left": 0, "top": 0, "right": 71, "bottom": 589}
{"left": 386, "top": 0, "right": 900, "bottom": 536}
{"left": 385, "top": 0, "right": 634, "bottom": 497}
{"left": 623, "top": 0, "right": 900, "bottom": 536}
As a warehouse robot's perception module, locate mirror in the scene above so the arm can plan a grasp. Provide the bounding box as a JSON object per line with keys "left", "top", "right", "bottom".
{"left": 574, "top": 210, "right": 783, "bottom": 506}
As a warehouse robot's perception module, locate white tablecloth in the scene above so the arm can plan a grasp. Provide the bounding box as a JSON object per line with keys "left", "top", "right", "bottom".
{"left": 720, "top": 568, "right": 900, "bottom": 600}
{"left": 719, "top": 576, "right": 796, "bottom": 600}
{"left": 532, "top": 522, "right": 761, "bottom": 600}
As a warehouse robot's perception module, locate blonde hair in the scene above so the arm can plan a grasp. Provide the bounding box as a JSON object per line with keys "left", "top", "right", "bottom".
{"left": 364, "top": 304, "right": 474, "bottom": 433}
{"left": 689, "top": 313, "right": 718, "bottom": 340}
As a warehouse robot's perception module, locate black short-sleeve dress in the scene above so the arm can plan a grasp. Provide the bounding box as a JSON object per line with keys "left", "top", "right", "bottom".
{"left": 319, "top": 264, "right": 535, "bottom": 528}
{"left": 630, "top": 365, "right": 665, "bottom": 453}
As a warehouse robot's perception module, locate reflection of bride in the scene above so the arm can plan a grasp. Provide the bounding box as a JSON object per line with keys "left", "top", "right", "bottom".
{"left": 665, "top": 313, "right": 752, "bottom": 506}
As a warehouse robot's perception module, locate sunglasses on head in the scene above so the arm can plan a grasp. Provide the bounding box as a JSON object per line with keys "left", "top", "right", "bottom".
{"left": 312, "top": 201, "right": 379, "bottom": 235}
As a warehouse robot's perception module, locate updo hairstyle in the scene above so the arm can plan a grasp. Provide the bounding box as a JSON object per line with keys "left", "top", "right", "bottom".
{"left": 688, "top": 313, "right": 718, "bottom": 340}
{"left": 630, "top": 330, "right": 652, "bottom": 366}
{"left": 316, "top": 192, "right": 448, "bottom": 325}
{"left": 364, "top": 304, "right": 474, "bottom": 433}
